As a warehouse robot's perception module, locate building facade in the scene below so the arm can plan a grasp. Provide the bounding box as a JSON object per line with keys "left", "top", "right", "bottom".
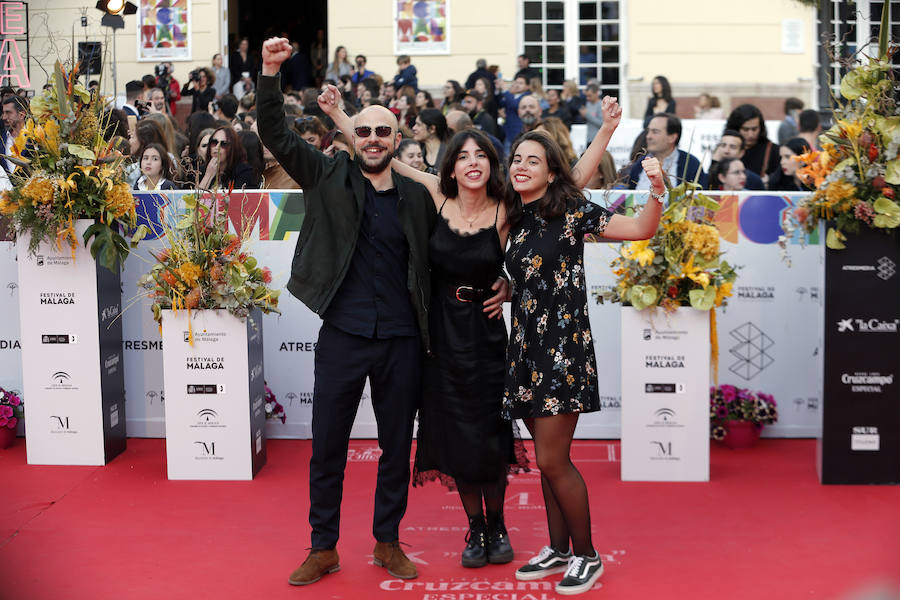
{"left": 7, "top": 0, "right": 895, "bottom": 120}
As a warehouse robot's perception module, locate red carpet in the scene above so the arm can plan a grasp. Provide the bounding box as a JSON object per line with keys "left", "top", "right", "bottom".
{"left": 1, "top": 438, "right": 898, "bottom": 600}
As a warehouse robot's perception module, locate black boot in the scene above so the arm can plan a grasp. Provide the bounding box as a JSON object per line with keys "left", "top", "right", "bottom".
{"left": 486, "top": 510, "right": 514, "bottom": 564}
{"left": 461, "top": 514, "right": 487, "bottom": 568}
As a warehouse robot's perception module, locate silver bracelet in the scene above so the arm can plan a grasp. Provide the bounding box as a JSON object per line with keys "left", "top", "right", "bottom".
{"left": 649, "top": 188, "right": 666, "bottom": 203}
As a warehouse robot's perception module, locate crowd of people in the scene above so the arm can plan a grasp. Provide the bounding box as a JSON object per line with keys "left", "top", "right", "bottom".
{"left": 0, "top": 33, "right": 820, "bottom": 201}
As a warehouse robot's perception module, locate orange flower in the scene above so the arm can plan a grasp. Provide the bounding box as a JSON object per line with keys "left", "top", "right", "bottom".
{"left": 104, "top": 182, "right": 136, "bottom": 220}
{"left": 161, "top": 270, "right": 178, "bottom": 288}
{"left": 185, "top": 287, "right": 202, "bottom": 309}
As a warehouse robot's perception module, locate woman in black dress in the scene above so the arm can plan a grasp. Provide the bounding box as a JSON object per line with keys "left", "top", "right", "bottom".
{"left": 642, "top": 75, "right": 676, "bottom": 127}
{"left": 505, "top": 98, "right": 665, "bottom": 594}
{"left": 394, "top": 130, "right": 528, "bottom": 568}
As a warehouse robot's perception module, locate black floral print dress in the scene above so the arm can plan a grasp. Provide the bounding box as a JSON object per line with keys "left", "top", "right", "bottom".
{"left": 503, "top": 198, "right": 613, "bottom": 419}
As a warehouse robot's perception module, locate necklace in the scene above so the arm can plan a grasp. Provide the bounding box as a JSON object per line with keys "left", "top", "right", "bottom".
{"left": 457, "top": 199, "right": 490, "bottom": 228}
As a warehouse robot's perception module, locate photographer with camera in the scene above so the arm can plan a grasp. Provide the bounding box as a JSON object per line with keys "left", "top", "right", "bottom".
{"left": 181, "top": 66, "right": 216, "bottom": 114}
{"left": 350, "top": 54, "right": 374, "bottom": 85}
{"left": 154, "top": 62, "right": 182, "bottom": 115}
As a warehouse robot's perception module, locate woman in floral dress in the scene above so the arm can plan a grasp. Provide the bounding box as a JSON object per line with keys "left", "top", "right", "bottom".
{"left": 504, "top": 107, "right": 666, "bottom": 594}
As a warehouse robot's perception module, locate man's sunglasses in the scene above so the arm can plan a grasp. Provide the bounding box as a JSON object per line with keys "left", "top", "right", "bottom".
{"left": 209, "top": 139, "right": 230, "bottom": 148}
{"left": 354, "top": 126, "right": 393, "bottom": 138}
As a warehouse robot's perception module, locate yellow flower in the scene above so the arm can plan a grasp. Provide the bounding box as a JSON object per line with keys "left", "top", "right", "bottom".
{"left": 681, "top": 255, "right": 710, "bottom": 288}
{"left": 175, "top": 262, "right": 204, "bottom": 288}
{"left": 531, "top": 256, "right": 542, "bottom": 268}
{"left": 837, "top": 119, "right": 862, "bottom": 141}
{"left": 43, "top": 120, "right": 60, "bottom": 155}
{"left": 683, "top": 222, "right": 720, "bottom": 260}
{"left": 21, "top": 174, "right": 56, "bottom": 205}
{"left": 0, "top": 191, "right": 18, "bottom": 215}
{"left": 104, "top": 182, "right": 136, "bottom": 220}
{"left": 824, "top": 180, "right": 856, "bottom": 205}
{"left": 715, "top": 281, "right": 733, "bottom": 307}
{"left": 622, "top": 239, "right": 655, "bottom": 267}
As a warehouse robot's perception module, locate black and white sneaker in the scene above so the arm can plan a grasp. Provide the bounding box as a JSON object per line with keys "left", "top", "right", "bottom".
{"left": 514, "top": 546, "right": 571, "bottom": 581}
{"left": 555, "top": 551, "right": 603, "bottom": 595}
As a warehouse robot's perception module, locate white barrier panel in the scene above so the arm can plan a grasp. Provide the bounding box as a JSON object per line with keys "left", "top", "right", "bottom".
{"left": 161, "top": 308, "right": 267, "bottom": 480}
{"left": 0, "top": 189, "right": 823, "bottom": 440}
{"left": 15, "top": 220, "right": 126, "bottom": 465}
{"left": 620, "top": 307, "right": 710, "bottom": 482}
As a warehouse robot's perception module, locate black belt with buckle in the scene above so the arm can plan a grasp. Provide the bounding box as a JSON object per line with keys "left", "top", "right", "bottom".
{"left": 448, "top": 284, "right": 488, "bottom": 303}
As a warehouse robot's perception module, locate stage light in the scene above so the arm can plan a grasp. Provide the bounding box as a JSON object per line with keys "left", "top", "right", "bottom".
{"left": 95, "top": 0, "right": 137, "bottom": 16}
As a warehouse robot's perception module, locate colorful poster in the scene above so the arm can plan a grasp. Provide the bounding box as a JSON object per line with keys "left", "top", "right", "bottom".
{"left": 394, "top": 0, "right": 449, "bottom": 55}
{"left": 137, "top": 0, "right": 190, "bottom": 61}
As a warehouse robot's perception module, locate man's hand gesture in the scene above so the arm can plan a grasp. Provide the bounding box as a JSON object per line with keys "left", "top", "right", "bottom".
{"left": 262, "top": 37, "right": 292, "bottom": 76}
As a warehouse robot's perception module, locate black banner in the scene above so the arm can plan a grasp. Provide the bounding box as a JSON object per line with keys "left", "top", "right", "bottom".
{"left": 96, "top": 260, "right": 127, "bottom": 463}
{"left": 246, "top": 307, "right": 267, "bottom": 477}
{"left": 821, "top": 226, "right": 900, "bottom": 484}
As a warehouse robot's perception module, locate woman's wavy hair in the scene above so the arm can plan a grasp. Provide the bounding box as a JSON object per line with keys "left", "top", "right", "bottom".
{"left": 205, "top": 125, "right": 247, "bottom": 176}
{"left": 725, "top": 104, "right": 769, "bottom": 144}
{"left": 506, "top": 130, "right": 585, "bottom": 226}
{"left": 438, "top": 129, "right": 506, "bottom": 202}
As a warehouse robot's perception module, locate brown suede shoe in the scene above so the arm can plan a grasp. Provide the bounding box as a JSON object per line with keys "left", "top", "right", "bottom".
{"left": 288, "top": 548, "right": 340, "bottom": 586}
{"left": 373, "top": 541, "right": 418, "bottom": 579}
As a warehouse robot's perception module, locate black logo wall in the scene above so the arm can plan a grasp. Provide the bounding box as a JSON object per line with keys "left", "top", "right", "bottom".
{"left": 821, "top": 227, "right": 900, "bottom": 484}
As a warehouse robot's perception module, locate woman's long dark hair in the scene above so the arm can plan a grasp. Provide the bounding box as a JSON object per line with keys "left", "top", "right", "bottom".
{"left": 239, "top": 130, "right": 265, "bottom": 186}
{"left": 506, "top": 130, "right": 586, "bottom": 226}
{"left": 445, "top": 79, "right": 464, "bottom": 103}
{"left": 652, "top": 75, "right": 673, "bottom": 102}
{"left": 418, "top": 108, "right": 450, "bottom": 142}
{"left": 205, "top": 126, "right": 247, "bottom": 183}
{"left": 725, "top": 104, "right": 769, "bottom": 144}
{"left": 438, "top": 129, "right": 506, "bottom": 202}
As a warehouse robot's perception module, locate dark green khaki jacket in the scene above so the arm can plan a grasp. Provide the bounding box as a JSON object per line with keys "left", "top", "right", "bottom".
{"left": 256, "top": 74, "right": 436, "bottom": 352}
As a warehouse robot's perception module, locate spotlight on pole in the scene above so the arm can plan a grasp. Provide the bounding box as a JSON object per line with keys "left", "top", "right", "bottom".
{"left": 95, "top": 0, "right": 137, "bottom": 16}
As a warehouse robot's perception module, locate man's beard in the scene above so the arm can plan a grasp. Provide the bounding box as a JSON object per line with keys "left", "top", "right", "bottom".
{"left": 521, "top": 114, "right": 538, "bottom": 128}
{"left": 355, "top": 147, "right": 393, "bottom": 174}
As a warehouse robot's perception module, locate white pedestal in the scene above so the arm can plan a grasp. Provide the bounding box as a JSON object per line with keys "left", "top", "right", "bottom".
{"left": 16, "top": 219, "right": 127, "bottom": 465}
{"left": 161, "top": 308, "right": 267, "bottom": 480}
{"left": 620, "top": 307, "right": 710, "bottom": 482}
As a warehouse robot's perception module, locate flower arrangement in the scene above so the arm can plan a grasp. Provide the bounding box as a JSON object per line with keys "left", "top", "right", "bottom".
{"left": 0, "top": 387, "right": 23, "bottom": 430}
{"left": 709, "top": 384, "right": 778, "bottom": 441}
{"left": 264, "top": 383, "right": 286, "bottom": 424}
{"left": 137, "top": 193, "right": 280, "bottom": 335}
{"left": 782, "top": 6, "right": 900, "bottom": 250}
{"left": 596, "top": 182, "right": 737, "bottom": 312}
{"left": 0, "top": 62, "right": 147, "bottom": 271}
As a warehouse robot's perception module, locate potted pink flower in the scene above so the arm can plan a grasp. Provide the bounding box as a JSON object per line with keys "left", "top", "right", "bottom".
{"left": 0, "top": 388, "right": 23, "bottom": 449}
{"left": 710, "top": 384, "right": 778, "bottom": 448}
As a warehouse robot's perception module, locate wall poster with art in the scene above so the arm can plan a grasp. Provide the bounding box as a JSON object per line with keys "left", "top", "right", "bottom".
{"left": 137, "top": 0, "right": 191, "bottom": 61}
{"left": 394, "top": 0, "right": 449, "bottom": 55}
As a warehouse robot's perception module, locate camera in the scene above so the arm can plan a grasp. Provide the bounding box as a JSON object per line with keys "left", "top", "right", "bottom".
{"left": 135, "top": 99, "right": 150, "bottom": 116}
{"left": 154, "top": 63, "right": 169, "bottom": 78}
{"left": 210, "top": 100, "right": 219, "bottom": 113}
{"left": 189, "top": 69, "right": 201, "bottom": 83}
